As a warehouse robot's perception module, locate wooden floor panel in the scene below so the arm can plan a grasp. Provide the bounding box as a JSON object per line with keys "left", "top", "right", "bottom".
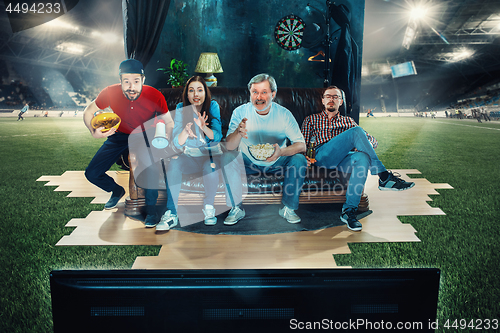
{"left": 37, "top": 169, "right": 453, "bottom": 269}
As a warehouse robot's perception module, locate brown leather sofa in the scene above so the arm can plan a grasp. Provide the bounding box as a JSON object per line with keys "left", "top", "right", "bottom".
{"left": 124, "top": 87, "right": 369, "bottom": 217}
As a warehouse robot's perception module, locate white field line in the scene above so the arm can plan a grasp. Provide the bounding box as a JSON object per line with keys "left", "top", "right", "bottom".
{"left": 434, "top": 121, "right": 500, "bottom": 131}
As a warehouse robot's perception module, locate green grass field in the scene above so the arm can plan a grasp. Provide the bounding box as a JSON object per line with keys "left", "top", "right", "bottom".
{"left": 0, "top": 116, "right": 499, "bottom": 332}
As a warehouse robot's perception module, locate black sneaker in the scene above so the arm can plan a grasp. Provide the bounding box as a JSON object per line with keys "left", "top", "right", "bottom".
{"left": 378, "top": 171, "right": 415, "bottom": 191}
{"left": 104, "top": 186, "right": 126, "bottom": 209}
{"left": 340, "top": 208, "right": 362, "bottom": 231}
{"left": 144, "top": 214, "right": 159, "bottom": 228}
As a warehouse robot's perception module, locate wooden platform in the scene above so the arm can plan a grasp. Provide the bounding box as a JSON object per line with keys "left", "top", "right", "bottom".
{"left": 124, "top": 191, "right": 370, "bottom": 218}
{"left": 37, "top": 169, "right": 453, "bottom": 269}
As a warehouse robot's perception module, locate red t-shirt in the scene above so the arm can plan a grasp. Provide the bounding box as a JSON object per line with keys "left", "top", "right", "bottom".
{"left": 95, "top": 84, "right": 169, "bottom": 134}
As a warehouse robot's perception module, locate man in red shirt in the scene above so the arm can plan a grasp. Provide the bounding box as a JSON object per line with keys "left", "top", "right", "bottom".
{"left": 83, "top": 59, "right": 173, "bottom": 226}
{"left": 301, "top": 86, "right": 414, "bottom": 232}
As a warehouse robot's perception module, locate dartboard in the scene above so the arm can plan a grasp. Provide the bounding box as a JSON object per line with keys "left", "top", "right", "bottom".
{"left": 274, "top": 14, "right": 305, "bottom": 51}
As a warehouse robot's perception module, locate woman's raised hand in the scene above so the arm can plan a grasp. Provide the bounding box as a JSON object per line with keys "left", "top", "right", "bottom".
{"left": 194, "top": 110, "right": 209, "bottom": 129}
{"left": 184, "top": 122, "right": 197, "bottom": 138}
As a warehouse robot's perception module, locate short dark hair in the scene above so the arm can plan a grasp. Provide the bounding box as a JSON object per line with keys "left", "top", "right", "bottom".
{"left": 323, "top": 86, "right": 343, "bottom": 98}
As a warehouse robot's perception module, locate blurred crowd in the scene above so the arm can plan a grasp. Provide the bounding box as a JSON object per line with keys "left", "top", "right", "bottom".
{"left": 0, "top": 80, "right": 101, "bottom": 111}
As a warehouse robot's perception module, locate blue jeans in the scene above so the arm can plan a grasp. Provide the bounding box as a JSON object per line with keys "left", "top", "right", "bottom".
{"left": 315, "top": 126, "right": 386, "bottom": 210}
{"left": 85, "top": 131, "right": 158, "bottom": 206}
{"left": 221, "top": 151, "right": 307, "bottom": 210}
{"left": 166, "top": 154, "right": 220, "bottom": 214}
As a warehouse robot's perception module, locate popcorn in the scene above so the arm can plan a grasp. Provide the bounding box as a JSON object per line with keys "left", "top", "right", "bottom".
{"left": 248, "top": 143, "right": 275, "bottom": 161}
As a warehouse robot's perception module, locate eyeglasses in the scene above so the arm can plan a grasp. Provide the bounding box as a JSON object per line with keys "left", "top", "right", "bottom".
{"left": 323, "top": 94, "right": 341, "bottom": 100}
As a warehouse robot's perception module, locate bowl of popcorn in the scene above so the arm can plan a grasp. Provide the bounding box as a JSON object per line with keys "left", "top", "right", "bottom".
{"left": 248, "top": 143, "right": 275, "bottom": 161}
{"left": 91, "top": 112, "right": 121, "bottom": 132}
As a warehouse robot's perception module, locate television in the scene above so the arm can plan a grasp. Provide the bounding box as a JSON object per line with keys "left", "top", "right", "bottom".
{"left": 391, "top": 61, "right": 418, "bottom": 78}
{"left": 50, "top": 268, "right": 440, "bottom": 332}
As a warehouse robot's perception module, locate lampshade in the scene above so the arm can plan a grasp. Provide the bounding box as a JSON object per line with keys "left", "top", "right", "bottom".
{"left": 195, "top": 52, "right": 223, "bottom": 87}
{"left": 195, "top": 52, "right": 223, "bottom": 74}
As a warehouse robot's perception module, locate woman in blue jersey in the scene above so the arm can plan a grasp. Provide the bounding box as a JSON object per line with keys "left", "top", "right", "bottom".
{"left": 155, "top": 76, "right": 222, "bottom": 230}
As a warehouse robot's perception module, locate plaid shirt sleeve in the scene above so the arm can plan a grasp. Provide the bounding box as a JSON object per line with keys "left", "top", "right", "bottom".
{"left": 365, "top": 131, "right": 378, "bottom": 149}
{"left": 344, "top": 116, "right": 378, "bottom": 149}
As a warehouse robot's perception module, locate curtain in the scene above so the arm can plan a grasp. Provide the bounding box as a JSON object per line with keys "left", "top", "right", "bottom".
{"left": 122, "top": 0, "right": 171, "bottom": 67}
{"left": 330, "top": 4, "right": 359, "bottom": 116}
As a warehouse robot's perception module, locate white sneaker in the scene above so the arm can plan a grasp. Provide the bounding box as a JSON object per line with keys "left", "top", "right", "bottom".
{"left": 279, "top": 206, "right": 301, "bottom": 223}
{"left": 203, "top": 204, "right": 217, "bottom": 225}
{"left": 224, "top": 206, "right": 245, "bottom": 225}
{"left": 156, "top": 210, "right": 179, "bottom": 231}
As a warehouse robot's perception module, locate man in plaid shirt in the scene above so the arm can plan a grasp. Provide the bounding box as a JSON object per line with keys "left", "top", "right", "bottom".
{"left": 301, "top": 86, "right": 415, "bottom": 231}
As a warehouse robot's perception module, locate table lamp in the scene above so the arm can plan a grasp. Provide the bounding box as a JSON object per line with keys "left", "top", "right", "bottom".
{"left": 194, "top": 52, "right": 223, "bottom": 87}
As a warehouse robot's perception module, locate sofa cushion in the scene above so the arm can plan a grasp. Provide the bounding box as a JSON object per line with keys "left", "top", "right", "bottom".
{"left": 160, "top": 87, "right": 326, "bottom": 136}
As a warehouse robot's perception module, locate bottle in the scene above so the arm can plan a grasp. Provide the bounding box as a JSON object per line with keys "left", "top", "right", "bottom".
{"left": 306, "top": 136, "right": 316, "bottom": 168}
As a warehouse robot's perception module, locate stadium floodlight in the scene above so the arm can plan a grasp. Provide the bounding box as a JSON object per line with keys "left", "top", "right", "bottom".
{"left": 494, "top": 21, "right": 500, "bottom": 32}
{"left": 403, "top": 23, "right": 417, "bottom": 49}
{"left": 450, "top": 48, "right": 474, "bottom": 62}
{"left": 101, "top": 32, "right": 119, "bottom": 44}
{"left": 362, "top": 65, "right": 369, "bottom": 77}
{"left": 43, "top": 19, "right": 79, "bottom": 33}
{"left": 410, "top": 6, "right": 428, "bottom": 21}
{"left": 91, "top": 31, "right": 120, "bottom": 44}
{"left": 402, "top": 2, "right": 435, "bottom": 49}
{"left": 55, "top": 42, "right": 85, "bottom": 55}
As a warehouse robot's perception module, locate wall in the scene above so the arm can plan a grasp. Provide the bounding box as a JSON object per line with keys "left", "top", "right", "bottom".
{"left": 146, "top": 0, "right": 365, "bottom": 117}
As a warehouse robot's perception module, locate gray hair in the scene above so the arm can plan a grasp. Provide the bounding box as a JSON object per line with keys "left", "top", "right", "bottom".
{"left": 247, "top": 73, "right": 277, "bottom": 93}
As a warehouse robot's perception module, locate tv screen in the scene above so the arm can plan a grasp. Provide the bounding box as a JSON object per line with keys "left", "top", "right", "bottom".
{"left": 391, "top": 61, "right": 417, "bottom": 78}
{"left": 50, "top": 268, "right": 440, "bottom": 332}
